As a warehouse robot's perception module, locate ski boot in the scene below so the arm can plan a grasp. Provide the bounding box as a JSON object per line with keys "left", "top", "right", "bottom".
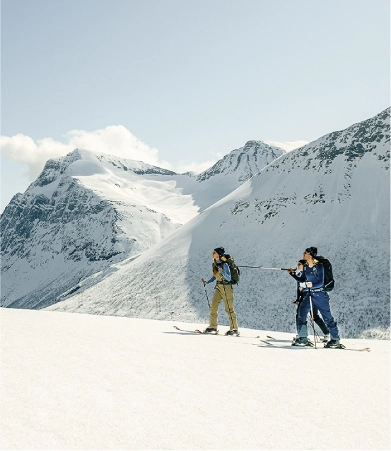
{"left": 225, "top": 329, "right": 239, "bottom": 336}
{"left": 292, "top": 336, "right": 314, "bottom": 347}
{"left": 203, "top": 327, "right": 218, "bottom": 334}
{"left": 324, "top": 339, "right": 345, "bottom": 349}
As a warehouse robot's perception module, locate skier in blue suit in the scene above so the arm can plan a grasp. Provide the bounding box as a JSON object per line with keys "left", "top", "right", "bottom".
{"left": 288, "top": 259, "right": 330, "bottom": 342}
{"left": 291, "top": 247, "right": 343, "bottom": 348}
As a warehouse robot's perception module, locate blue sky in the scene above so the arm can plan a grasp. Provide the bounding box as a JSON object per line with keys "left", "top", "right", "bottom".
{"left": 1, "top": 0, "right": 390, "bottom": 211}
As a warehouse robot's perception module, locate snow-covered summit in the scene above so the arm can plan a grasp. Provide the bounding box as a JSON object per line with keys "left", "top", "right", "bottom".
{"left": 197, "top": 140, "right": 285, "bottom": 182}
{"left": 30, "top": 148, "right": 177, "bottom": 189}
{"left": 0, "top": 149, "right": 198, "bottom": 309}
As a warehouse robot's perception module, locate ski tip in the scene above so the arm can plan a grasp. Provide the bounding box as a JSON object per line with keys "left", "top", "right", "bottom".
{"left": 259, "top": 340, "right": 273, "bottom": 346}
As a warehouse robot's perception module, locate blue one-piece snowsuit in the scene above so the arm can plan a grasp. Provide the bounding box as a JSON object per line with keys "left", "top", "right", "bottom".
{"left": 296, "top": 263, "right": 340, "bottom": 340}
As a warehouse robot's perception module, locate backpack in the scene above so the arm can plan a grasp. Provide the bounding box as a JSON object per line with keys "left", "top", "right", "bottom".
{"left": 220, "top": 254, "right": 240, "bottom": 285}
{"left": 316, "top": 256, "right": 334, "bottom": 291}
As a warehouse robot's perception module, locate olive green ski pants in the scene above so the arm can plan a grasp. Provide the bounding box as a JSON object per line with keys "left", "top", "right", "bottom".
{"left": 209, "top": 283, "right": 238, "bottom": 330}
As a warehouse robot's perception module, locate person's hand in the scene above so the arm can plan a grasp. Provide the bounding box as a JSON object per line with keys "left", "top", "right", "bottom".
{"left": 287, "top": 268, "right": 294, "bottom": 274}
{"left": 217, "top": 267, "right": 222, "bottom": 273}
{"left": 306, "top": 281, "right": 313, "bottom": 288}
{"left": 201, "top": 279, "right": 206, "bottom": 286}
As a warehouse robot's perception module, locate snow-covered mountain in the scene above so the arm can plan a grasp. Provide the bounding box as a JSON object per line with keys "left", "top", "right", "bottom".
{"left": 0, "top": 149, "right": 194, "bottom": 308}
{"left": 47, "top": 108, "right": 390, "bottom": 338}
{"left": 0, "top": 141, "right": 284, "bottom": 309}
{"left": 198, "top": 140, "right": 284, "bottom": 182}
{"left": 189, "top": 140, "right": 286, "bottom": 210}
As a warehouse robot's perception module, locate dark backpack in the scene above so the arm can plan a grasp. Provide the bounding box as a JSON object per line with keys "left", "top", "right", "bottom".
{"left": 221, "top": 254, "right": 240, "bottom": 285}
{"left": 316, "top": 256, "right": 334, "bottom": 291}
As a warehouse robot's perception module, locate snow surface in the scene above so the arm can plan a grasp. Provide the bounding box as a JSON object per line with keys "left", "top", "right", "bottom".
{"left": 1, "top": 308, "right": 389, "bottom": 450}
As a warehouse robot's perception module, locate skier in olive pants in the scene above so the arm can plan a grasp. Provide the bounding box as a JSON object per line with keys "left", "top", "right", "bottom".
{"left": 201, "top": 247, "right": 238, "bottom": 335}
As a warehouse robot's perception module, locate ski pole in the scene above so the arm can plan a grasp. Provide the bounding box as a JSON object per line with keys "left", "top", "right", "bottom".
{"left": 308, "top": 313, "right": 322, "bottom": 344}
{"left": 202, "top": 282, "right": 210, "bottom": 308}
{"left": 238, "top": 265, "right": 290, "bottom": 270}
{"left": 309, "top": 295, "right": 320, "bottom": 348}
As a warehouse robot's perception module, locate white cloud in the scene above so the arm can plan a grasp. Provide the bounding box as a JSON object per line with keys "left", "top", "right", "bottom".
{"left": 0, "top": 126, "right": 175, "bottom": 181}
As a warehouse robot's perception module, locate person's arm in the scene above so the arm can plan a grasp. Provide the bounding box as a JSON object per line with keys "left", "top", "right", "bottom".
{"left": 289, "top": 270, "right": 305, "bottom": 282}
{"left": 202, "top": 276, "right": 216, "bottom": 285}
{"left": 220, "top": 262, "right": 231, "bottom": 282}
{"left": 295, "top": 282, "right": 301, "bottom": 302}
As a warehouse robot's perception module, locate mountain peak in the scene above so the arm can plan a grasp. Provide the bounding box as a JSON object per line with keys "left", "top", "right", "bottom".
{"left": 197, "top": 140, "right": 285, "bottom": 183}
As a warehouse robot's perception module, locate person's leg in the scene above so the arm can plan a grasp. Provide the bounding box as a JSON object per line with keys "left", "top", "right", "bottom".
{"left": 209, "top": 288, "right": 222, "bottom": 329}
{"left": 312, "top": 292, "right": 339, "bottom": 340}
{"left": 297, "top": 295, "right": 311, "bottom": 338}
{"left": 312, "top": 305, "right": 329, "bottom": 335}
{"left": 222, "top": 285, "right": 238, "bottom": 330}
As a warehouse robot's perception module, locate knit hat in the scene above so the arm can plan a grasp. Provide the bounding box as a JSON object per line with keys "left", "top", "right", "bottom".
{"left": 305, "top": 247, "right": 318, "bottom": 258}
{"left": 214, "top": 247, "right": 225, "bottom": 258}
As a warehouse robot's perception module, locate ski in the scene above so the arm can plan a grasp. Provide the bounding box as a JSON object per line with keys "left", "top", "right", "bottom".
{"left": 173, "top": 326, "right": 221, "bottom": 335}
{"left": 324, "top": 346, "right": 371, "bottom": 352}
{"left": 173, "top": 326, "right": 203, "bottom": 334}
{"left": 174, "top": 326, "right": 251, "bottom": 338}
{"left": 174, "top": 326, "right": 273, "bottom": 342}
{"left": 259, "top": 339, "right": 274, "bottom": 346}
{"left": 267, "top": 335, "right": 370, "bottom": 351}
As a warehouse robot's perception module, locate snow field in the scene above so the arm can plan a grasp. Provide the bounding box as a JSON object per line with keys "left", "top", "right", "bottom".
{"left": 1, "top": 308, "right": 389, "bottom": 450}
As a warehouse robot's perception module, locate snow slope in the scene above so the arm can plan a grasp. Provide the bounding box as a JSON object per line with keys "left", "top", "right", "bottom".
{"left": 0, "top": 308, "right": 389, "bottom": 450}
{"left": 48, "top": 108, "right": 390, "bottom": 338}
{"left": 0, "top": 149, "right": 198, "bottom": 309}
{"left": 1, "top": 142, "right": 284, "bottom": 309}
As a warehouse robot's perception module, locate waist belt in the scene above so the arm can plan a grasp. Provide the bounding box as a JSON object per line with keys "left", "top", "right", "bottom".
{"left": 216, "top": 281, "right": 232, "bottom": 285}
{"left": 309, "top": 288, "right": 325, "bottom": 293}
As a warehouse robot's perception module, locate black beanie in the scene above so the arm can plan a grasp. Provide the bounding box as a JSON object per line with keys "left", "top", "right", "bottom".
{"left": 214, "top": 247, "right": 225, "bottom": 257}
{"left": 306, "top": 247, "right": 318, "bottom": 258}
